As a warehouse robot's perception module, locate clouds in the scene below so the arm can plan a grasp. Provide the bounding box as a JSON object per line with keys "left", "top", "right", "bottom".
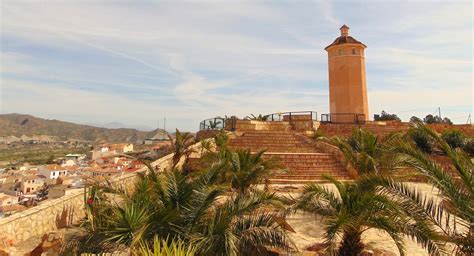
{"left": 0, "top": 0, "right": 472, "bottom": 131}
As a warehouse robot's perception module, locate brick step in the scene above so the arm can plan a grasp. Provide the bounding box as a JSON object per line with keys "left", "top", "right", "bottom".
{"left": 267, "top": 156, "right": 337, "bottom": 162}
{"left": 238, "top": 130, "right": 294, "bottom": 133}
{"left": 230, "top": 138, "right": 304, "bottom": 141}
{"left": 267, "top": 155, "right": 338, "bottom": 159}
{"left": 230, "top": 147, "right": 318, "bottom": 153}
{"left": 278, "top": 160, "right": 343, "bottom": 164}
{"left": 280, "top": 167, "right": 345, "bottom": 171}
{"left": 229, "top": 142, "right": 308, "bottom": 147}
{"left": 274, "top": 174, "right": 349, "bottom": 179}
{"left": 268, "top": 178, "right": 351, "bottom": 184}
{"left": 237, "top": 134, "right": 299, "bottom": 138}
{"left": 277, "top": 174, "right": 348, "bottom": 178}
{"left": 277, "top": 169, "right": 347, "bottom": 174}
{"left": 229, "top": 139, "right": 303, "bottom": 143}
{"left": 229, "top": 146, "right": 317, "bottom": 150}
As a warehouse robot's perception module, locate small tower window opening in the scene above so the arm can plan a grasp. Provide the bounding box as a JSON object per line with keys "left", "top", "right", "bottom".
{"left": 338, "top": 49, "right": 344, "bottom": 55}
{"left": 352, "top": 48, "right": 358, "bottom": 55}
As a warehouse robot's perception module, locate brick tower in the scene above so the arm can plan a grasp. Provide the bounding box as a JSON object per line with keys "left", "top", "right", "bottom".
{"left": 325, "top": 25, "right": 368, "bottom": 122}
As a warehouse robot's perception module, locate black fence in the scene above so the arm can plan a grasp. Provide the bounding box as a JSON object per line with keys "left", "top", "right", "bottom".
{"left": 264, "top": 111, "right": 318, "bottom": 122}
{"left": 199, "top": 111, "right": 320, "bottom": 131}
{"left": 320, "top": 113, "right": 366, "bottom": 123}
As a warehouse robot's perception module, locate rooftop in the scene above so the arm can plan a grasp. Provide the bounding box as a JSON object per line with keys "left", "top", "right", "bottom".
{"left": 325, "top": 25, "right": 366, "bottom": 50}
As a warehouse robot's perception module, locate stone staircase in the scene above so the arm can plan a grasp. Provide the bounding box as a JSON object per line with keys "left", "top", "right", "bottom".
{"left": 228, "top": 130, "right": 350, "bottom": 183}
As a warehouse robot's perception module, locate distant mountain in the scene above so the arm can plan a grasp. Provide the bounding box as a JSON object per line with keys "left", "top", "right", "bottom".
{"left": 86, "top": 122, "right": 155, "bottom": 131}
{"left": 0, "top": 113, "right": 168, "bottom": 143}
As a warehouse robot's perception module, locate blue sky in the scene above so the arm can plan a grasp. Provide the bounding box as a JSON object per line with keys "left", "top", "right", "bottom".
{"left": 0, "top": 0, "right": 472, "bottom": 131}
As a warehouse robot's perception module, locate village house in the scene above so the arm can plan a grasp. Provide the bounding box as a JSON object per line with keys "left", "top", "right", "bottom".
{"left": 38, "top": 164, "right": 68, "bottom": 179}
{"left": 91, "top": 168, "right": 122, "bottom": 177}
{"left": 19, "top": 176, "right": 45, "bottom": 194}
{"left": 0, "top": 193, "right": 18, "bottom": 207}
{"left": 58, "top": 175, "right": 85, "bottom": 188}
{"left": 0, "top": 175, "right": 21, "bottom": 196}
{"left": 91, "top": 143, "right": 134, "bottom": 160}
{"left": 62, "top": 153, "right": 86, "bottom": 166}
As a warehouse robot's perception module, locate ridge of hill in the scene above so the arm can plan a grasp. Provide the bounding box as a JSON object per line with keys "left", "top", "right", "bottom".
{"left": 0, "top": 113, "right": 167, "bottom": 143}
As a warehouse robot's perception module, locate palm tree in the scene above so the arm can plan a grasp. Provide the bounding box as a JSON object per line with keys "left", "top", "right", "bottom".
{"left": 386, "top": 123, "right": 473, "bottom": 254}
{"left": 327, "top": 128, "right": 401, "bottom": 175}
{"left": 192, "top": 189, "right": 292, "bottom": 256}
{"left": 245, "top": 114, "right": 269, "bottom": 121}
{"left": 137, "top": 236, "right": 197, "bottom": 256}
{"left": 224, "top": 149, "right": 284, "bottom": 194}
{"left": 293, "top": 175, "right": 445, "bottom": 255}
{"left": 199, "top": 132, "right": 233, "bottom": 168}
{"left": 168, "top": 129, "right": 195, "bottom": 170}
{"left": 77, "top": 162, "right": 293, "bottom": 255}
{"left": 208, "top": 119, "right": 222, "bottom": 129}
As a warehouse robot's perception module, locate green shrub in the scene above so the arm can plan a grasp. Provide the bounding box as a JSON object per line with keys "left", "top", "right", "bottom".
{"left": 441, "top": 129, "right": 465, "bottom": 149}
{"left": 138, "top": 236, "right": 197, "bottom": 256}
{"left": 463, "top": 138, "right": 474, "bottom": 155}
{"left": 311, "top": 129, "right": 325, "bottom": 140}
{"left": 374, "top": 110, "right": 401, "bottom": 122}
{"left": 408, "top": 128, "right": 433, "bottom": 153}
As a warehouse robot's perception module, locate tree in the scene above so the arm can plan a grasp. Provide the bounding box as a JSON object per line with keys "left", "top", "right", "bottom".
{"left": 138, "top": 236, "right": 197, "bottom": 256}
{"left": 245, "top": 114, "right": 269, "bottom": 121}
{"left": 168, "top": 129, "right": 196, "bottom": 171}
{"left": 224, "top": 149, "right": 284, "bottom": 194}
{"left": 423, "top": 114, "right": 453, "bottom": 125}
{"left": 441, "top": 129, "right": 465, "bottom": 149}
{"left": 408, "top": 125, "right": 434, "bottom": 153}
{"left": 389, "top": 124, "right": 473, "bottom": 254}
{"left": 208, "top": 119, "right": 222, "bottom": 129}
{"left": 327, "top": 128, "right": 400, "bottom": 175}
{"left": 75, "top": 163, "right": 292, "bottom": 255}
{"left": 373, "top": 110, "right": 401, "bottom": 122}
{"left": 409, "top": 116, "right": 422, "bottom": 123}
{"left": 293, "top": 175, "right": 444, "bottom": 255}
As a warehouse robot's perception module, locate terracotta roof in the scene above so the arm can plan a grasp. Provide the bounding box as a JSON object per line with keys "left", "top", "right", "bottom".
{"left": 0, "top": 204, "right": 27, "bottom": 213}
{"left": 325, "top": 35, "right": 366, "bottom": 50}
{"left": 43, "top": 164, "right": 63, "bottom": 171}
{"left": 0, "top": 195, "right": 15, "bottom": 201}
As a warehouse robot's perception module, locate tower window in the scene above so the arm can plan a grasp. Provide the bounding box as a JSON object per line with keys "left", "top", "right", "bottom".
{"left": 352, "top": 48, "right": 358, "bottom": 55}
{"left": 338, "top": 49, "right": 344, "bottom": 55}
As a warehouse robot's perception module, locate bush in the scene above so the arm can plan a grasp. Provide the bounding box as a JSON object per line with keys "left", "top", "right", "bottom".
{"left": 409, "top": 128, "right": 433, "bottom": 153}
{"left": 311, "top": 129, "right": 325, "bottom": 140}
{"left": 423, "top": 114, "right": 453, "bottom": 125}
{"left": 409, "top": 116, "right": 422, "bottom": 123}
{"left": 441, "top": 129, "right": 465, "bottom": 149}
{"left": 463, "top": 138, "right": 474, "bottom": 155}
{"left": 374, "top": 110, "right": 401, "bottom": 122}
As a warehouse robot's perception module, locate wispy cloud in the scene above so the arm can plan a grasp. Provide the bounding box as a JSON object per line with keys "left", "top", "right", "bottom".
{"left": 0, "top": 0, "right": 472, "bottom": 130}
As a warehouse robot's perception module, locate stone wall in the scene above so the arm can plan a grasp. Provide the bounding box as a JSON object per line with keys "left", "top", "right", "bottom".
{"left": 225, "top": 119, "right": 292, "bottom": 131}
{"left": 318, "top": 122, "right": 473, "bottom": 138}
{"left": 427, "top": 124, "right": 474, "bottom": 137}
{"left": 318, "top": 121, "right": 411, "bottom": 137}
{"left": 0, "top": 153, "right": 175, "bottom": 245}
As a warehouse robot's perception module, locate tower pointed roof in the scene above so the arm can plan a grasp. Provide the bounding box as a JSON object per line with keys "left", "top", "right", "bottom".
{"left": 325, "top": 25, "right": 366, "bottom": 50}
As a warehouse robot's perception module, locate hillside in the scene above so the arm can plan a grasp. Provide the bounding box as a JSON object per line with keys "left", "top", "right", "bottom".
{"left": 0, "top": 114, "right": 167, "bottom": 143}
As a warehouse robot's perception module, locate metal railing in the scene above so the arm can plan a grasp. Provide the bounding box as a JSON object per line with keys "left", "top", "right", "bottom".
{"left": 264, "top": 111, "right": 318, "bottom": 122}
{"left": 199, "top": 111, "right": 319, "bottom": 131}
{"left": 321, "top": 113, "right": 366, "bottom": 124}
{"left": 199, "top": 117, "right": 226, "bottom": 131}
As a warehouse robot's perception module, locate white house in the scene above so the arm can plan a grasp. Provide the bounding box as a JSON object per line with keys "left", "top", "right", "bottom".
{"left": 38, "top": 164, "right": 68, "bottom": 179}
